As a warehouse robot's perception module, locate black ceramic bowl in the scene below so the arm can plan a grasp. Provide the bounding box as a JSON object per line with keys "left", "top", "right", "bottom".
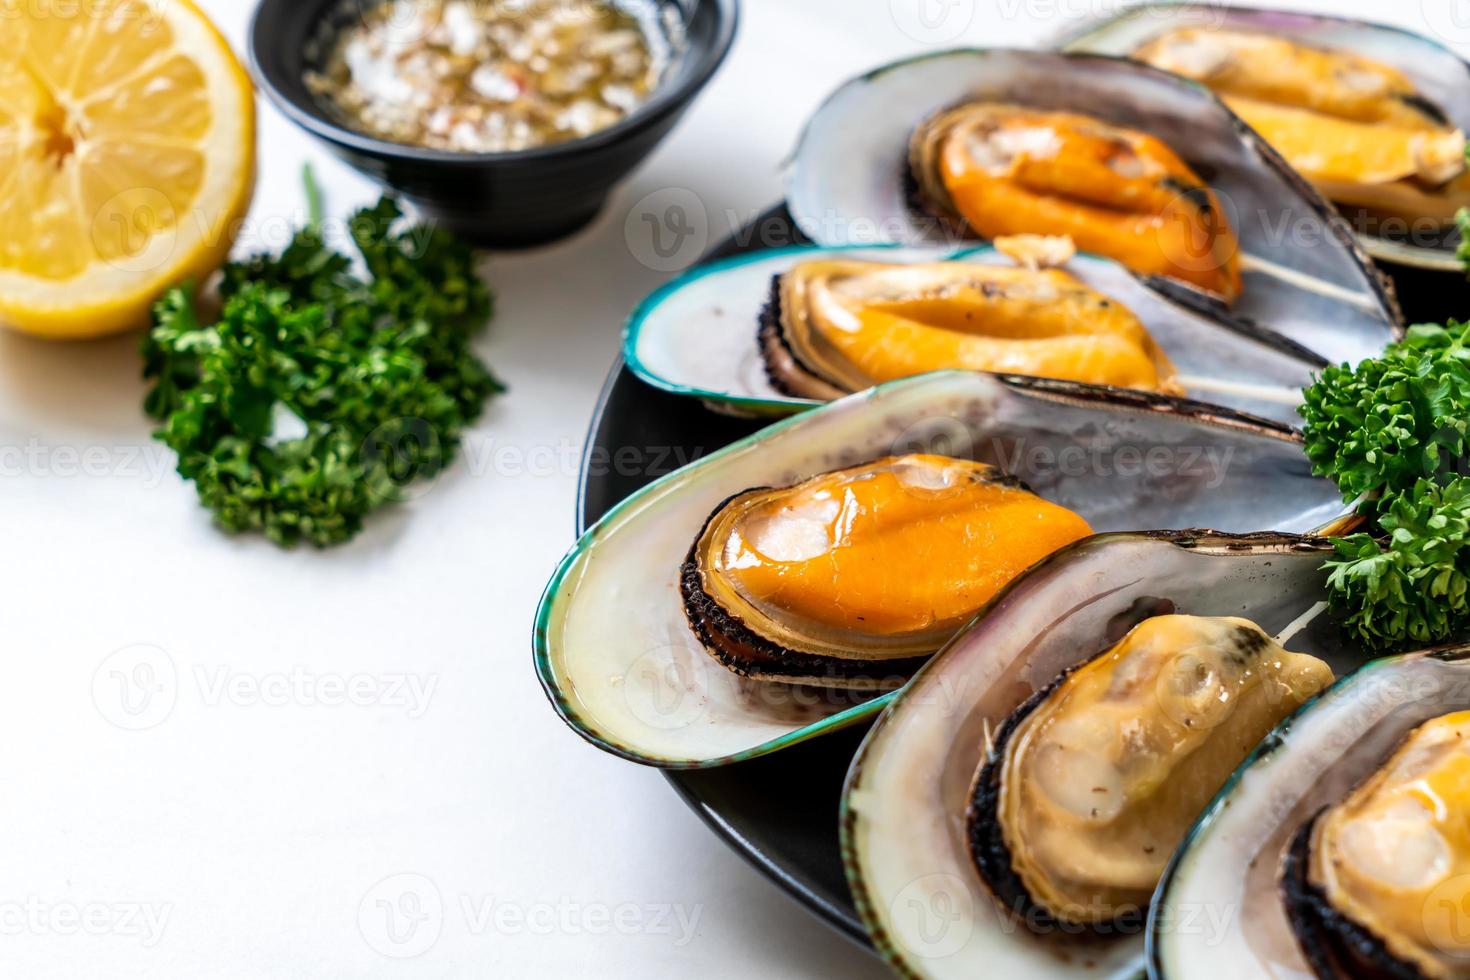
{"left": 249, "top": 0, "right": 738, "bottom": 247}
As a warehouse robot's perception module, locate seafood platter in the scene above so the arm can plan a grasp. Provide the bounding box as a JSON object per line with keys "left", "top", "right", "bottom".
{"left": 537, "top": 9, "right": 1470, "bottom": 978}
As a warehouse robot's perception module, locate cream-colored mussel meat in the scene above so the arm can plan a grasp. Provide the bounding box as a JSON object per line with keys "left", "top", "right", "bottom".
{"left": 1134, "top": 28, "right": 1470, "bottom": 226}
{"left": 973, "top": 615, "right": 1333, "bottom": 929}
{"left": 1284, "top": 711, "right": 1470, "bottom": 978}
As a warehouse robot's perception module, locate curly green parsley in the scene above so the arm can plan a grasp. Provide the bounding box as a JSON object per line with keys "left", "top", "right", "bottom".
{"left": 1301, "top": 321, "right": 1470, "bottom": 649}
{"left": 142, "top": 196, "right": 503, "bottom": 548}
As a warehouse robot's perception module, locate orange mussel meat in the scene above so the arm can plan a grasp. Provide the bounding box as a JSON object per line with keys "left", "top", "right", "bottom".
{"left": 911, "top": 104, "right": 1242, "bottom": 302}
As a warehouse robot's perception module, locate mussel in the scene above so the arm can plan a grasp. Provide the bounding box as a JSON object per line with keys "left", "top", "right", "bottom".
{"left": 680, "top": 454, "right": 1092, "bottom": 690}
{"left": 536, "top": 372, "right": 1349, "bottom": 769}
{"left": 907, "top": 103, "right": 1242, "bottom": 300}
{"left": 1154, "top": 649, "right": 1470, "bottom": 980}
{"left": 1284, "top": 711, "right": 1470, "bottom": 979}
{"left": 1060, "top": 5, "right": 1470, "bottom": 272}
{"left": 842, "top": 531, "right": 1369, "bottom": 978}
{"left": 1134, "top": 28, "right": 1469, "bottom": 231}
{"left": 760, "top": 253, "right": 1182, "bottom": 400}
{"left": 973, "top": 615, "right": 1331, "bottom": 932}
{"left": 786, "top": 50, "right": 1400, "bottom": 358}
{"left": 624, "top": 242, "right": 1381, "bottom": 426}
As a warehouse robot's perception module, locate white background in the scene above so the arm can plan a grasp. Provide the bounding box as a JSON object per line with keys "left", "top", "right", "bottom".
{"left": 2, "top": 0, "right": 1464, "bottom": 976}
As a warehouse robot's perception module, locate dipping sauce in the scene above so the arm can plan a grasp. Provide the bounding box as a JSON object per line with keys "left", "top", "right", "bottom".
{"left": 307, "top": 0, "right": 674, "bottom": 152}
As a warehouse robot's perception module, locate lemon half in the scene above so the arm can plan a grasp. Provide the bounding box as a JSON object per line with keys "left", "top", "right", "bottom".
{"left": 0, "top": 0, "right": 256, "bottom": 339}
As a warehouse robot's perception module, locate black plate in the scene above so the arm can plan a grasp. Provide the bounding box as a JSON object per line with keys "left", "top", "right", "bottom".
{"left": 571, "top": 202, "right": 1462, "bottom": 948}
{"left": 1386, "top": 262, "right": 1470, "bottom": 326}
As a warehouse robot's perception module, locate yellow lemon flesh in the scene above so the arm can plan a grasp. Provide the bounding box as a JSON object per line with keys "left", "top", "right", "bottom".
{"left": 0, "top": 0, "right": 256, "bottom": 339}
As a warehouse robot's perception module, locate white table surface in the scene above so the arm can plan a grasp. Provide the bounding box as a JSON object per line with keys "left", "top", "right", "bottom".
{"left": 2, "top": 0, "right": 1462, "bottom": 976}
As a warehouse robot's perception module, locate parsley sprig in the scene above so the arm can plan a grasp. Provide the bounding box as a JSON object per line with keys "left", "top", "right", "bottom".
{"left": 1302, "top": 322, "right": 1470, "bottom": 501}
{"left": 1323, "top": 479, "right": 1470, "bottom": 648}
{"left": 1301, "top": 321, "right": 1470, "bottom": 649}
{"left": 143, "top": 196, "right": 503, "bottom": 548}
{"left": 1305, "top": 144, "right": 1470, "bottom": 649}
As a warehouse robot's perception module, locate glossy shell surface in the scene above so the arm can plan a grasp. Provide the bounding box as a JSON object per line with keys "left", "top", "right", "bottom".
{"left": 536, "top": 373, "right": 1349, "bottom": 769}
